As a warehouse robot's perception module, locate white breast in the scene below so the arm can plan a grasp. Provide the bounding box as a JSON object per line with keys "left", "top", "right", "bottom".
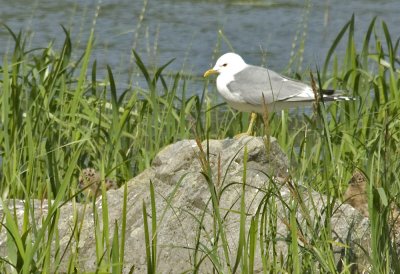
{"left": 216, "top": 74, "right": 242, "bottom": 103}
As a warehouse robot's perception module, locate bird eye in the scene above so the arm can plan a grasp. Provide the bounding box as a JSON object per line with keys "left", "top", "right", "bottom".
{"left": 222, "top": 63, "right": 227, "bottom": 67}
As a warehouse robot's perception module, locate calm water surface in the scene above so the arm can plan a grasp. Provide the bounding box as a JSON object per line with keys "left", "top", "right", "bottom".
{"left": 1, "top": 0, "right": 399, "bottom": 91}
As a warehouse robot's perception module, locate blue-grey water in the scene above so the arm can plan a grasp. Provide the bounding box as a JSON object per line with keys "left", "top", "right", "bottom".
{"left": 1, "top": 0, "right": 399, "bottom": 91}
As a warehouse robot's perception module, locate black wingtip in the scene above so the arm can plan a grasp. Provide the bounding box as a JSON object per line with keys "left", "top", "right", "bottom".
{"left": 322, "top": 89, "right": 336, "bottom": 95}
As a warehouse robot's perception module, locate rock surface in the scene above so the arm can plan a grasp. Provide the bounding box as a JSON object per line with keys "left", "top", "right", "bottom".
{"left": 0, "top": 136, "right": 371, "bottom": 273}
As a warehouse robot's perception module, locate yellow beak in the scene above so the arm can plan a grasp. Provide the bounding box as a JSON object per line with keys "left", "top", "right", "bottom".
{"left": 203, "top": 69, "right": 219, "bottom": 78}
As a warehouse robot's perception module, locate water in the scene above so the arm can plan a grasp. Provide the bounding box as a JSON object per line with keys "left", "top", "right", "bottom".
{"left": 1, "top": 0, "right": 399, "bottom": 90}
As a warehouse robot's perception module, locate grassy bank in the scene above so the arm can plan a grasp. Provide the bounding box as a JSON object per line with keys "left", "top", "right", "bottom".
{"left": 0, "top": 15, "right": 399, "bottom": 273}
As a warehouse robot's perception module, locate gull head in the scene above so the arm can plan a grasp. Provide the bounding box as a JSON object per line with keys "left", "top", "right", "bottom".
{"left": 204, "top": 52, "right": 247, "bottom": 77}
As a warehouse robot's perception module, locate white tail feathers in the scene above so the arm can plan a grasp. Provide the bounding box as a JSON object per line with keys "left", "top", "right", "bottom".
{"left": 323, "top": 95, "right": 356, "bottom": 101}
{"left": 321, "top": 90, "right": 355, "bottom": 102}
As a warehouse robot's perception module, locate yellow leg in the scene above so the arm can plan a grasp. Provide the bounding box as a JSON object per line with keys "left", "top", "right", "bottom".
{"left": 246, "top": 112, "right": 257, "bottom": 135}
{"left": 235, "top": 112, "right": 257, "bottom": 139}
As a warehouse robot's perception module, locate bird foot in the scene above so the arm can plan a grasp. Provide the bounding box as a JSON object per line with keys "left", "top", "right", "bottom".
{"left": 233, "top": 132, "right": 251, "bottom": 139}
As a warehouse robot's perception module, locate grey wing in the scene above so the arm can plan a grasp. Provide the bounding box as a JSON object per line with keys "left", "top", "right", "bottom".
{"left": 227, "top": 66, "right": 311, "bottom": 105}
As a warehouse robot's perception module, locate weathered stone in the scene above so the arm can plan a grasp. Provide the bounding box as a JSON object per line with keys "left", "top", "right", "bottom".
{"left": 0, "top": 136, "right": 371, "bottom": 273}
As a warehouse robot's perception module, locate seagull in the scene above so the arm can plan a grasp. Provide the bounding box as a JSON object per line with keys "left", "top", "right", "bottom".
{"left": 204, "top": 52, "right": 353, "bottom": 134}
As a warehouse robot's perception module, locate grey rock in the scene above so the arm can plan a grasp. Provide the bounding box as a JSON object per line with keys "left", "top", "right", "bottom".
{"left": 0, "top": 136, "right": 370, "bottom": 273}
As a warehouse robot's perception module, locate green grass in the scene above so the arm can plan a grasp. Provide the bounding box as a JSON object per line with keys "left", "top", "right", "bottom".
{"left": 0, "top": 14, "right": 400, "bottom": 273}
